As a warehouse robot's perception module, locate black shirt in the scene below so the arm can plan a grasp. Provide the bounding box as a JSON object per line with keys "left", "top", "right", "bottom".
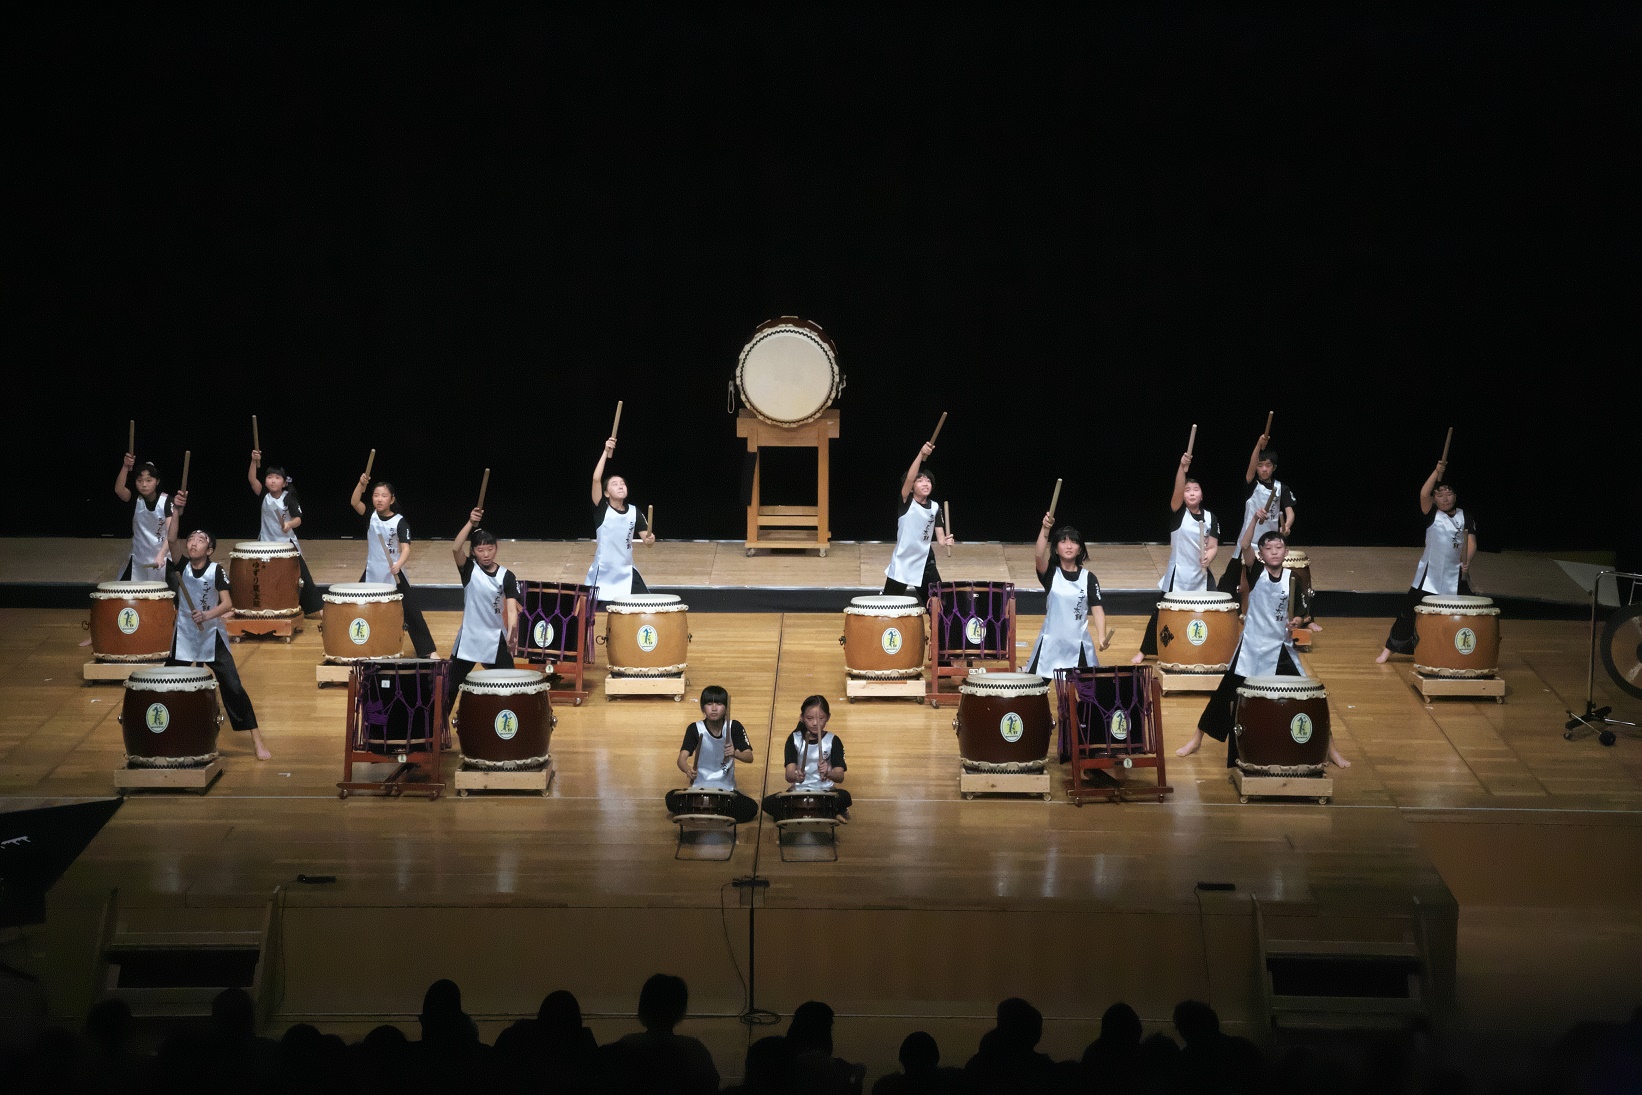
{"left": 1249, "top": 479, "right": 1296, "bottom": 513}
{"left": 1169, "top": 506, "right": 1222, "bottom": 542}
{"left": 458, "top": 556, "right": 520, "bottom": 599}
{"left": 1424, "top": 506, "right": 1477, "bottom": 535}
{"left": 784, "top": 734, "right": 846, "bottom": 769}
{"left": 592, "top": 500, "right": 649, "bottom": 534}
{"left": 680, "top": 720, "right": 752, "bottom": 754}
{"left": 1037, "top": 564, "right": 1103, "bottom": 603}
{"left": 167, "top": 557, "right": 231, "bottom": 592}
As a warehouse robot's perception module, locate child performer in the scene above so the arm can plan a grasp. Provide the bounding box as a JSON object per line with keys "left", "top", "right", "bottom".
{"left": 1218, "top": 433, "right": 1296, "bottom": 594}
{"left": 1377, "top": 460, "right": 1477, "bottom": 663}
{"left": 666, "top": 685, "right": 759, "bottom": 824}
{"left": 114, "top": 452, "right": 173, "bottom": 581}
{"left": 586, "top": 436, "right": 653, "bottom": 601}
{"left": 248, "top": 449, "right": 323, "bottom": 617}
{"left": 446, "top": 507, "right": 522, "bottom": 706}
{"left": 157, "top": 494, "right": 271, "bottom": 760}
{"left": 1178, "top": 531, "right": 1348, "bottom": 768}
{"left": 1134, "top": 451, "right": 1221, "bottom": 663}
{"left": 882, "top": 441, "right": 954, "bottom": 602}
{"left": 763, "top": 695, "right": 851, "bottom": 822}
{"left": 1026, "top": 514, "right": 1110, "bottom": 676}
{"left": 350, "top": 475, "right": 437, "bottom": 657}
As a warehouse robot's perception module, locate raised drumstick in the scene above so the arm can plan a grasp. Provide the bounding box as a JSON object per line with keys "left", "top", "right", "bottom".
{"left": 364, "top": 448, "right": 376, "bottom": 479}
{"left": 252, "top": 415, "right": 260, "bottom": 452}
{"left": 128, "top": 420, "right": 135, "bottom": 455}
{"left": 646, "top": 504, "right": 654, "bottom": 541}
{"left": 1440, "top": 426, "right": 1453, "bottom": 465}
{"left": 611, "top": 401, "right": 624, "bottom": 439}
{"left": 179, "top": 450, "right": 191, "bottom": 492}
{"left": 1049, "top": 478, "right": 1062, "bottom": 518}
{"left": 1263, "top": 410, "right": 1274, "bottom": 440}
{"left": 944, "top": 501, "right": 952, "bottom": 558}
{"left": 1186, "top": 423, "right": 1197, "bottom": 457}
{"left": 476, "top": 468, "right": 490, "bottom": 511}
{"left": 930, "top": 412, "right": 948, "bottom": 445}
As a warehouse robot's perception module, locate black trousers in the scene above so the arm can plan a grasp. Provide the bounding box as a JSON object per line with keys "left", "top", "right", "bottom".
{"left": 1383, "top": 577, "right": 1472, "bottom": 654}
{"left": 167, "top": 634, "right": 257, "bottom": 732}
{"left": 665, "top": 788, "right": 759, "bottom": 824}
{"left": 1215, "top": 555, "right": 1244, "bottom": 596}
{"left": 296, "top": 554, "right": 324, "bottom": 616}
{"left": 359, "top": 569, "right": 438, "bottom": 657}
{"left": 882, "top": 555, "right": 941, "bottom": 606}
{"left": 445, "top": 634, "right": 514, "bottom": 708}
{"left": 1196, "top": 646, "right": 1301, "bottom": 768}
{"left": 762, "top": 788, "right": 852, "bottom": 817}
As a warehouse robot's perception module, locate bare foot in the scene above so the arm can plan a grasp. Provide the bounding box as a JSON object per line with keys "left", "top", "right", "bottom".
{"left": 78, "top": 637, "right": 93, "bottom": 648}
{"left": 1329, "top": 746, "right": 1351, "bottom": 769}
{"left": 1374, "top": 648, "right": 1391, "bottom": 664}
{"left": 250, "top": 729, "right": 272, "bottom": 760}
{"left": 1130, "top": 652, "right": 1146, "bottom": 665}
{"left": 1308, "top": 622, "right": 1323, "bottom": 632}
{"left": 1175, "top": 733, "right": 1203, "bottom": 758}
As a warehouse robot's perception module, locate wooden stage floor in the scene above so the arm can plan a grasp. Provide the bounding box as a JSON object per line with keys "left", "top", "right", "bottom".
{"left": 3, "top": 597, "right": 1639, "bottom": 1079}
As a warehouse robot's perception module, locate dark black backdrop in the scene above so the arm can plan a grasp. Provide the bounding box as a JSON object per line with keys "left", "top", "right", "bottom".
{"left": 4, "top": 4, "right": 1635, "bottom": 555}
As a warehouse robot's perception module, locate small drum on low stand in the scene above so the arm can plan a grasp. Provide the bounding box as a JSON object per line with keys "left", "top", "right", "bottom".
{"left": 517, "top": 580, "right": 594, "bottom": 705}
{"left": 1231, "top": 676, "right": 1334, "bottom": 804}
{"left": 843, "top": 595, "right": 926, "bottom": 701}
{"left": 770, "top": 790, "right": 842, "bottom": 862}
{"left": 954, "top": 672, "right": 1054, "bottom": 800}
{"left": 319, "top": 583, "right": 404, "bottom": 684}
{"left": 927, "top": 581, "right": 1018, "bottom": 707}
{"left": 1054, "top": 666, "right": 1171, "bottom": 804}
{"left": 603, "top": 595, "right": 689, "bottom": 700}
{"left": 670, "top": 788, "right": 741, "bottom": 861}
{"left": 227, "top": 541, "right": 304, "bottom": 641}
{"left": 1282, "top": 550, "right": 1316, "bottom": 648}
{"left": 114, "top": 666, "right": 223, "bottom": 792}
{"left": 1155, "top": 591, "right": 1242, "bottom": 692}
{"left": 87, "top": 582, "right": 177, "bottom": 680}
{"left": 453, "top": 668, "right": 556, "bottom": 796}
{"left": 1411, "top": 595, "right": 1506, "bottom": 702}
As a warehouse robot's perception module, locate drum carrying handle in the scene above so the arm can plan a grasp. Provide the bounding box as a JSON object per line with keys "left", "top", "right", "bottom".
{"left": 727, "top": 379, "right": 736, "bottom": 414}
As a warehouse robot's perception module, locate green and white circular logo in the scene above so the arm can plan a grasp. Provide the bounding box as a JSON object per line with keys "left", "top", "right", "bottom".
{"left": 494, "top": 709, "right": 519, "bottom": 740}
{"left": 999, "top": 711, "right": 1024, "bottom": 742}
{"left": 965, "top": 617, "right": 986, "bottom": 645}
{"left": 1109, "top": 709, "right": 1130, "bottom": 741}
{"left": 1454, "top": 627, "right": 1476, "bottom": 655}
{"left": 637, "top": 624, "right": 659, "bottom": 652}
{"left": 117, "top": 607, "right": 141, "bottom": 634}
{"left": 1186, "top": 619, "right": 1209, "bottom": 646}
{"left": 145, "top": 702, "right": 170, "bottom": 733}
{"left": 349, "top": 617, "right": 371, "bottom": 645}
{"left": 532, "top": 620, "right": 553, "bottom": 648}
{"left": 881, "top": 627, "right": 903, "bottom": 655}
{"left": 1290, "top": 713, "right": 1314, "bottom": 744}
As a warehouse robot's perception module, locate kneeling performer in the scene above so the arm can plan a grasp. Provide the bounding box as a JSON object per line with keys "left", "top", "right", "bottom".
{"left": 762, "top": 695, "right": 852, "bottom": 822}
{"left": 666, "top": 685, "right": 759, "bottom": 823}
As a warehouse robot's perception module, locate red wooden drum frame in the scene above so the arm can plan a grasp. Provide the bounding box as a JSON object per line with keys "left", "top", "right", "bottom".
{"left": 1233, "top": 675, "right": 1331, "bottom": 776}
{"left": 322, "top": 583, "right": 403, "bottom": 662}
{"left": 735, "top": 316, "right": 842, "bottom": 428}
{"left": 954, "top": 672, "right": 1054, "bottom": 773}
{"left": 455, "top": 668, "right": 554, "bottom": 770}
{"left": 119, "top": 666, "right": 221, "bottom": 768}
{"left": 1413, "top": 595, "right": 1501, "bottom": 678}
{"left": 1155, "top": 591, "right": 1241, "bottom": 673}
{"left": 228, "top": 541, "right": 303, "bottom": 619}
{"left": 843, "top": 596, "right": 925, "bottom": 679}
{"left": 604, "top": 595, "right": 690, "bottom": 677}
{"left": 89, "top": 581, "right": 176, "bottom": 663}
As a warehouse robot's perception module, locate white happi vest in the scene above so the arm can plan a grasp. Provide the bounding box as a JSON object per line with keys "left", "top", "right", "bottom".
{"left": 129, "top": 493, "right": 170, "bottom": 581}
{"left": 585, "top": 503, "right": 638, "bottom": 600}
{"left": 1029, "top": 567, "right": 1098, "bottom": 676}
{"left": 454, "top": 562, "right": 511, "bottom": 664}
{"left": 173, "top": 561, "right": 228, "bottom": 662}
{"left": 364, "top": 512, "right": 405, "bottom": 584}
{"left": 260, "top": 491, "right": 298, "bottom": 546}
{"left": 691, "top": 720, "right": 738, "bottom": 791}
{"left": 1236, "top": 479, "right": 1284, "bottom": 550}
{"left": 1413, "top": 507, "right": 1468, "bottom": 595}
{"left": 1160, "top": 507, "right": 1215, "bottom": 593}
{"left": 885, "top": 497, "right": 939, "bottom": 586}
{"left": 1232, "top": 566, "right": 1298, "bottom": 677}
{"left": 790, "top": 730, "right": 838, "bottom": 792}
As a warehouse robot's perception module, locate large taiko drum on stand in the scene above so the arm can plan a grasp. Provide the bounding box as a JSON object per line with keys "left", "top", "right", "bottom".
{"left": 1234, "top": 676, "right": 1331, "bottom": 775}
{"left": 89, "top": 581, "right": 176, "bottom": 662}
{"left": 455, "top": 668, "right": 554, "bottom": 770}
{"left": 1155, "top": 591, "right": 1241, "bottom": 672}
{"left": 735, "top": 317, "right": 842, "bottom": 428}
{"left": 1414, "top": 595, "right": 1501, "bottom": 678}
{"left": 228, "top": 541, "right": 303, "bottom": 619}
{"left": 843, "top": 596, "right": 925, "bottom": 678}
{"left": 322, "top": 583, "right": 404, "bottom": 662}
{"left": 954, "top": 672, "right": 1054, "bottom": 772}
{"left": 118, "top": 666, "right": 222, "bottom": 767}
{"left": 605, "top": 595, "right": 689, "bottom": 676}
{"left": 1282, "top": 550, "right": 1315, "bottom": 625}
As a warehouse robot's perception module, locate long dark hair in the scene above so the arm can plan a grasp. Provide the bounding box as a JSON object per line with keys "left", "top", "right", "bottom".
{"left": 1051, "top": 525, "right": 1089, "bottom": 568}
{"left": 793, "top": 694, "right": 830, "bottom": 737}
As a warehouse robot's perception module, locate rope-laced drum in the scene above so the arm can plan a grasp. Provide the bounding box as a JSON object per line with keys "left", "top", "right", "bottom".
{"left": 605, "top": 595, "right": 689, "bottom": 677}
{"left": 1414, "top": 594, "right": 1501, "bottom": 678}
{"left": 228, "top": 541, "right": 303, "bottom": 619}
{"left": 89, "top": 581, "right": 176, "bottom": 663}
{"left": 119, "top": 666, "right": 221, "bottom": 768}
{"left": 1054, "top": 665, "right": 1155, "bottom": 761}
{"left": 322, "top": 582, "right": 403, "bottom": 662}
{"left": 842, "top": 596, "right": 925, "bottom": 679}
{"left": 954, "top": 672, "right": 1054, "bottom": 773}
{"left": 1234, "top": 675, "right": 1331, "bottom": 777}
{"left": 735, "top": 317, "right": 842, "bottom": 428}
{"left": 930, "top": 581, "right": 1015, "bottom": 662}
{"left": 1155, "top": 590, "right": 1241, "bottom": 673}
{"left": 517, "top": 580, "right": 592, "bottom": 666}
{"left": 455, "top": 668, "right": 554, "bottom": 771}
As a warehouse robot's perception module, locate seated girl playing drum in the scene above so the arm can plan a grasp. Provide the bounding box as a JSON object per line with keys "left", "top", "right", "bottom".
{"left": 665, "top": 686, "right": 759, "bottom": 824}
{"left": 762, "top": 695, "right": 851, "bottom": 822}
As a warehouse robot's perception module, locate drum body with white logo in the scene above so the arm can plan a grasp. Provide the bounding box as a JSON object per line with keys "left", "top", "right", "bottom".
{"left": 456, "top": 668, "right": 554, "bottom": 770}
{"left": 1281, "top": 550, "right": 1315, "bottom": 625}
{"left": 90, "top": 581, "right": 177, "bottom": 662}
{"left": 1413, "top": 595, "right": 1501, "bottom": 678}
{"left": 843, "top": 596, "right": 925, "bottom": 679}
{"left": 1155, "top": 591, "right": 1241, "bottom": 672}
{"left": 228, "top": 541, "right": 303, "bottom": 618}
{"left": 119, "top": 666, "right": 221, "bottom": 767}
{"left": 954, "top": 672, "right": 1053, "bottom": 772}
{"left": 735, "top": 317, "right": 841, "bottom": 428}
{"left": 1234, "top": 676, "right": 1331, "bottom": 773}
{"left": 322, "top": 583, "right": 404, "bottom": 662}
{"left": 605, "top": 595, "right": 689, "bottom": 676}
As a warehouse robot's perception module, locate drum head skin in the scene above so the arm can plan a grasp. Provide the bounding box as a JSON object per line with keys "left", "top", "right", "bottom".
{"left": 96, "top": 581, "right": 171, "bottom": 594}
{"left": 736, "top": 320, "right": 840, "bottom": 427}
{"left": 327, "top": 583, "right": 399, "bottom": 597}
{"left": 464, "top": 668, "right": 548, "bottom": 689}
{"left": 1418, "top": 595, "right": 1496, "bottom": 610}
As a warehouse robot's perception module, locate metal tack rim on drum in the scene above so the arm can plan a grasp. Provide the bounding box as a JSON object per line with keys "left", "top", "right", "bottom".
{"left": 1281, "top": 550, "right": 1310, "bottom": 567}
{"left": 843, "top": 595, "right": 923, "bottom": 617}
{"left": 605, "top": 595, "right": 688, "bottom": 614}
{"left": 92, "top": 582, "right": 174, "bottom": 600}
{"left": 1236, "top": 675, "right": 1329, "bottom": 701}
{"left": 1158, "top": 591, "right": 1239, "bottom": 611}
{"left": 230, "top": 541, "right": 301, "bottom": 559}
{"left": 324, "top": 582, "right": 400, "bottom": 604}
{"left": 1415, "top": 595, "right": 1499, "bottom": 616}
{"left": 459, "top": 668, "right": 550, "bottom": 695}
{"left": 125, "top": 666, "right": 218, "bottom": 692}
{"left": 959, "top": 671, "right": 1050, "bottom": 697}
{"left": 735, "top": 317, "right": 842, "bottom": 429}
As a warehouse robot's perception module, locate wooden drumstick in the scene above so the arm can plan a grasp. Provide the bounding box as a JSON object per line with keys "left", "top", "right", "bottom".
{"left": 611, "top": 400, "right": 624, "bottom": 440}
{"left": 176, "top": 577, "right": 205, "bottom": 632}
{"left": 929, "top": 412, "right": 948, "bottom": 445}
{"left": 376, "top": 532, "right": 396, "bottom": 576}
{"left": 1187, "top": 423, "right": 1197, "bottom": 457}
{"left": 944, "top": 501, "right": 952, "bottom": 558}
{"left": 1440, "top": 426, "right": 1453, "bottom": 465}
{"left": 1049, "top": 478, "right": 1062, "bottom": 518}
{"left": 646, "top": 504, "right": 654, "bottom": 540}
{"left": 179, "top": 450, "right": 191, "bottom": 492}
{"left": 476, "top": 468, "right": 490, "bottom": 511}
{"left": 1104, "top": 627, "right": 1116, "bottom": 648}
{"left": 1263, "top": 410, "right": 1273, "bottom": 439}
{"left": 252, "top": 415, "right": 260, "bottom": 452}
{"left": 364, "top": 448, "right": 376, "bottom": 479}
{"left": 127, "top": 420, "right": 135, "bottom": 455}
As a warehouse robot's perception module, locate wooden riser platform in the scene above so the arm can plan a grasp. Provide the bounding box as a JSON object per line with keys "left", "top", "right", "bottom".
{"left": 959, "top": 770, "right": 1052, "bottom": 800}
{"left": 454, "top": 763, "right": 555, "bottom": 797}
{"left": 605, "top": 674, "right": 687, "bottom": 700}
{"left": 1411, "top": 672, "right": 1506, "bottom": 703}
{"left": 846, "top": 677, "right": 926, "bottom": 701}
{"left": 227, "top": 616, "right": 303, "bottom": 642}
{"left": 1230, "top": 769, "right": 1334, "bottom": 804}
{"left": 112, "top": 760, "right": 222, "bottom": 794}
{"left": 1159, "top": 670, "right": 1224, "bottom": 693}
